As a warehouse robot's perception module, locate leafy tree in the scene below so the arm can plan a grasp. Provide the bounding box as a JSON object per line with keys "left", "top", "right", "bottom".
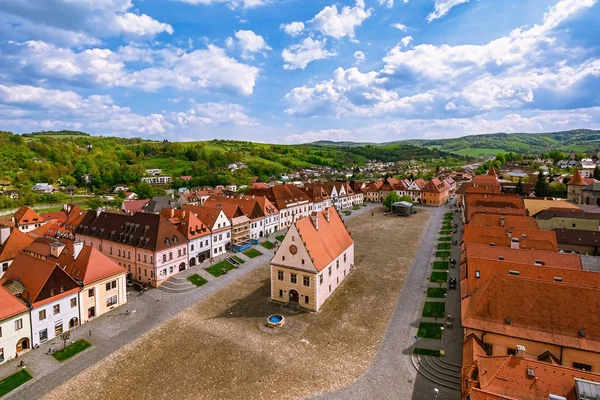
{"left": 475, "top": 165, "right": 486, "bottom": 175}
{"left": 534, "top": 171, "right": 549, "bottom": 197}
{"left": 495, "top": 153, "right": 506, "bottom": 165}
{"left": 88, "top": 198, "right": 103, "bottom": 210}
{"left": 594, "top": 166, "right": 600, "bottom": 180}
{"left": 515, "top": 178, "right": 523, "bottom": 196}
{"left": 383, "top": 192, "right": 402, "bottom": 210}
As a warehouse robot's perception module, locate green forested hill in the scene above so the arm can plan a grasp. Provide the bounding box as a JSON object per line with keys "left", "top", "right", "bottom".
{"left": 0, "top": 131, "right": 454, "bottom": 193}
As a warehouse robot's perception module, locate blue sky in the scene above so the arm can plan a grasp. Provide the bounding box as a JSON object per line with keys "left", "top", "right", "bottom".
{"left": 0, "top": 0, "right": 599, "bottom": 143}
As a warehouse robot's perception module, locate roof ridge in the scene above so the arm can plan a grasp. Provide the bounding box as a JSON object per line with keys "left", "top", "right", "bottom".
{"left": 480, "top": 356, "right": 513, "bottom": 389}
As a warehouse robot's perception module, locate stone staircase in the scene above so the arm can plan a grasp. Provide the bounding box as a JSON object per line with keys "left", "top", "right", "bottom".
{"left": 411, "top": 354, "right": 461, "bottom": 392}
{"left": 157, "top": 275, "right": 196, "bottom": 293}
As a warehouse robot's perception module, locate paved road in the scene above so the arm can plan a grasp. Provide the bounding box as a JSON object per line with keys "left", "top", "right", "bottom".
{"left": 3, "top": 203, "right": 379, "bottom": 400}
{"left": 309, "top": 205, "right": 449, "bottom": 400}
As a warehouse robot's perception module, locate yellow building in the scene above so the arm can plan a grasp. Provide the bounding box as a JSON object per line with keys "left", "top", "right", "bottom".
{"left": 270, "top": 207, "right": 354, "bottom": 311}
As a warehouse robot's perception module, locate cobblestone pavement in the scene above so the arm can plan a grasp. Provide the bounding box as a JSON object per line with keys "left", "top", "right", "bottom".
{"left": 2, "top": 203, "right": 379, "bottom": 400}
{"left": 310, "top": 203, "right": 462, "bottom": 400}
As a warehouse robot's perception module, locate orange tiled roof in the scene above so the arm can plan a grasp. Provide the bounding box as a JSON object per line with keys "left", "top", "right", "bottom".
{"left": 0, "top": 228, "right": 36, "bottom": 262}
{"left": 465, "top": 194, "right": 525, "bottom": 209}
{"left": 469, "top": 214, "right": 539, "bottom": 230}
{"left": 63, "top": 244, "right": 126, "bottom": 285}
{"left": 469, "top": 235, "right": 558, "bottom": 252}
{"left": 122, "top": 199, "right": 150, "bottom": 214}
{"left": 466, "top": 207, "right": 527, "bottom": 222}
{"left": 569, "top": 169, "right": 587, "bottom": 186}
{"left": 464, "top": 243, "right": 581, "bottom": 270}
{"left": 13, "top": 206, "right": 43, "bottom": 226}
{"left": 183, "top": 205, "right": 227, "bottom": 231}
{"left": 295, "top": 208, "right": 353, "bottom": 272}
{"left": 0, "top": 284, "right": 27, "bottom": 320}
{"left": 160, "top": 208, "right": 211, "bottom": 239}
{"left": 523, "top": 198, "right": 581, "bottom": 216}
{"left": 422, "top": 178, "right": 447, "bottom": 193}
{"left": 462, "top": 275, "right": 600, "bottom": 352}
{"left": 463, "top": 225, "right": 557, "bottom": 247}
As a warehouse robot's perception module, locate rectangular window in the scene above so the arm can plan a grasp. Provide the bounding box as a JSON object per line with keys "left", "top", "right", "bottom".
{"left": 484, "top": 343, "right": 493, "bottom": 356}
{"left": 305, "top": 296, "right": 309, "bottom": 304}
{"left": 109, "top": 246, "right": 112, "bottom": 255}
{"left": 169, "top": 266, "right": 173, "bottom": 274}
{"left": 106, "top": 282, "right": 111, "bottom": 291}
{"left": 191, "top": 244, "right": 194, "bottom": 251}
{"left": 106, "top": 295, "right": 118, "bottom": 307}
{"left": 53, "top": 304, "right": 60, "bottom": 315}
{"left": 50, "top": 288, "right": 55, "bottom": 296}
{"left": 279, "top": 289, "right": 283, "bottom": 297}
{"left": 507, "top": 348, "right": 517, "bottom": 356}
{"left": 118, "top": 249, "right": 121, "bottom": 257}
{"left": 573, "top": 362, "right": 592, "bottom": 371}
{"left": 303, "top": 276, "right": 310, "bottom": 287}
{"left": 88, "top": 288, "right": 95, "bottom": 297}
{"left": 162, "top": 254, "right": 166, "bottom": 263}
{"left": 336, "top": 260, "right": 339, "bottom": 269}
{"left": 277, "top": 270, "right": 284, "bottom": 281}
{"left": 328, "top": 266, "right": 332, "bottom": 276}
{"left": 39, "top": 329, "right": 48, "bottom": 343}
{"left": 70, "top": 298, "right": 77, "bottom": 308}
{"left": 54, "top": 321, "right": 63, "bottom": 336}
{"left": 319, "top": 274, "right": 323, "bottom": 285}
{"left": 111, "top": 280, "right": 116, "bottom": 289}
{"left": 290, "top": 273, "right": 297, "bottom": 284}
{"left": 282, "top": 255, "right": 285, "bottom": 261}
{"left": 344, "top": 253, "right": 347, "bottom": 262}
{"left": 39, "top": 309, "right": 46, "bottom": 320}
{"left": 475, "top": 270, "right": 481, "bottom": 278}
{"left": 137, "top": 253, "right": 140, "bottom": 261}
{"left": 169, "top": 252, "right": 173, "bottom": 260}
{"left": 328, "top": 284, "right": 331, "bottom": 293}
{"left": 144, "top": 254, "right": 147, "bottom": 262}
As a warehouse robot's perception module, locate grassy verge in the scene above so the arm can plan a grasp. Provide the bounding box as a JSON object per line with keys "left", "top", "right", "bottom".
{"left": 417, "top": 322, "right": 444, "bottom": 339}
{"left": 437, "top": 243, "right": 451, "bottom": 250}
{"left": 430, "top": 271, "right": 448, "bottom": 283}
{"left": 413, "top": 348, "right": 443, "bottom": 357}
{"left": 0, "top": 369, "right": 32, "bottom": 397}
{"left": 427, "top": 287, "right": 447, "bottom": 298}
{"left": 232, "top": 256, "right": 245, "bottom": 264}
{"left": 438, "top": 236, "right": 451, "bottom": 242}
{"left": 52, "top": 340, "right": 92, "bottom": 362}
{"left": 243, "top": 248, "right": 262, "bottom": 258}
{"left": 187, "top": 274, "right": 208, "bottom": 287}
{"left": 206, "top": 260, "right": 235, "bottom": 277}
{"left": 352, "top": 205, "right": 361, "bottom": 210}
{"left": 433, "top": 261, "right": 449, "bottom": 270}
{"left": 260, "top": 241, "right": 275, "bottom": 250}
{"left": 276, "top": 235, "right": 285, "bottom": 242}
{"left": 342, "top": 210, "right": 352, "bottom": 216}
{"left": 422, "top": 302, "right": 446, "bottom": 318}
{"left": 436, "top": 251, "right": 450, "bottom": 259}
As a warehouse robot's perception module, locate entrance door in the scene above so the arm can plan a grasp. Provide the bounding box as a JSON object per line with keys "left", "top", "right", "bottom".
{"left": 289, "top": 289, "right": 299, "bottom": 303}
{"left": 69, "top": 317, "right": 79, "bottom": 329}
{"left": 88, "top": 307, "right": 96, "bottom": 318}
{"left": 16, "top": 337, "right": 29, "bottom": 353}
{"left": 179, "top": 262, "right": 186, "bottom": 272}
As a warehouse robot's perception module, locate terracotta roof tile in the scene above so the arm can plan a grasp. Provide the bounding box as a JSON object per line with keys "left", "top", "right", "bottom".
{"left": 122, "top": 199, "right": 150, "bottom": 214}
{"left": 0, "top": 284, "right": 27, "bottom": 320}
{"left": 469, "top": 235, "right": 558, "bottom": 252}
{"left": 465, "top": 243, "right": 581, "bottom": 270}
{"left": 294, "top": 208, "right": 353, "bottom": 272}
{"left": 13, "top": 206, "right": 44, "bottom": 226}
{"left": 469, "top": 214, "right": 539, "bottom": 230}
{"left": 569, "top": 169, "right": 587, "bottom": 186}
{"left": 0, "top": 228, "right": 36, "bottom": 262}
{"left": 248, "top": 184, "right": 311, "bottom": 211}
{"left": 160, "top": 208, "right": 211, "bottom": 239}
{"left": 524, "top": 199, "right": 581, "bottom": 216}
{"left": 463, "top": 225, "right": 557, "bottom": 251}
{"left": 466, "top": 207, "right": 527, "bottom": 222}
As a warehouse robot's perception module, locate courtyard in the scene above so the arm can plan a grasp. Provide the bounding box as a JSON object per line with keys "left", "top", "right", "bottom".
{"left": 43, "top": 207, "right": 432, "bottom": 400}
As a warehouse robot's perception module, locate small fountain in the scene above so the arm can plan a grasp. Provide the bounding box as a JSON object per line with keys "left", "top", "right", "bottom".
{"left": 267, "top": 314, "right": 285, "bottom": 328}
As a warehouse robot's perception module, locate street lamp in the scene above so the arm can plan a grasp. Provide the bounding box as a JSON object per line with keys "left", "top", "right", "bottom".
{"left": 434, "top": 388, "right": 439, "bottom": 398}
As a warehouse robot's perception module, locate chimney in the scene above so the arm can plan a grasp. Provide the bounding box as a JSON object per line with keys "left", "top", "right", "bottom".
{"left": 73, "top": 240, "right": 84, "bottom": 260}
{"left": 310, "top": 212, "right": 319, "bottom": 231}
{"left": 324, "top": 208, "right": 330, "bottom": 222}
{"left": 0, "top": 226, "right": 10, "bottom": 246}
{"left": 170, "top": 208, "right": 175, "bottom": 218}
{"left": 49, "top": 241, "right": 67, "bottom": 258}
{"left": 511, "top": 238, "right": 520, "bottom": 249}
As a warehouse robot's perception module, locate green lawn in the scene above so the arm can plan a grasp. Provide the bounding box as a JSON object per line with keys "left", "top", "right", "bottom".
{"left": 437, "top": 243, "right": 451, "bottom": 250}
{"left": 0, "top": 369, "right": 33, "bottom": 396}
{"left": 438, "top": 236, "right": 451, "bottom": 242}
{"left": 444, "top": 213, "right": 453, "bottom": 218}
{"left": 276, "top": 235, "right": 285, "bottom": 242}
{"left": 431, "top": 271, "right": 448, "bottom": 283}
{"left": 260, "top": 241, "right": 275, "bottom": 250}
{"left": 243, "top": 248, "right": 262, "bottom": 258}
{"left": 427, "top": 287, "right": 447, "bottom": 298}
{"left": 453, "top": 147, "right": 506, "bottom": 157}
{"left": 417, "top": 322, "right": 444, "bottom": 339}
{"left": 352, "top": 205, "right": 361, "bottom": 210}
{"left": 422, "top": 302, "right": 446, "bottom": 319}
{"left": 232, "top": 256, "right": 245, "bottom": 264}
{"left": 433, "top": 261, "right": 449, "bottom": 270}
{"left": 187, "top": 274, "right": 208, "bottom": 287}
{"left": 440, "top": 229, "right": 452, "bottom": 235}
{"left": 52, "top": 339, "right": 92, "bottom": 362}
{"left": 436, "top": 251, "right": 451, "bottom": 259}
{"left": 413, "top": 348, "right": 444, "bottom": 357}
{"left": 342, "top": 210, "right": 352, "bottom": 215}
{"left": 206, "top": 260, "right": 235, "bottom": 277}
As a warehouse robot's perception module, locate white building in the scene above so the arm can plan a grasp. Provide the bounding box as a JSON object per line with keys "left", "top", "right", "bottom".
{"left": 141, "top": 176, "right": 172, "bottom": 185}
{"left": 0, "top": 286, "right": 31, "bottom": 363}
{"left": 145, "top": 169, "right": 163, "bottom": 176}
{"left": 185, "top": 207, "right": 231, "bottom": 258}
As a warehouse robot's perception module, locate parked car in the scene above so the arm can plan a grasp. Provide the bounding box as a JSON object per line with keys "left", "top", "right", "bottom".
{"left": 132, "top": 282, "right": 149, "bottom": 292}
{"left": 448, "top": 278, "right": 457, "bottom": 290}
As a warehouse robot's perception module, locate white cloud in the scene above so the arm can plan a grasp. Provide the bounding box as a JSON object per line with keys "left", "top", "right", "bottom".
{"left": 5, "top": 40, "right": 260, "bottom": 96}
{"left": 427, "top": 0, "right": 470, "bottom": 22}
{"left": 354, "top": 50, "right": 366, "bottom": 64}
{"left": 391, "top": 23, "right": 408, "bottom": 31}
{"left": 173, "top": 102, "right": 257, "bottom": 127}
{"left": 280, "top": 22, "right": 305, "bottom": 37}
{"left": 309, "top": 0, "right": 373, "bottom": 40}
{"left": 378, "top": 0, "right": 394, "bottom": 7}
{"left": 400, "top": 36, "right": 413, "bottom": 47}
{"left": 282, "top": 38, "right": 336, "bottom": 70}
{"left": 113, "top": 13, "right": 174, "bottom": 37}
{"left": 234, "top": 30, "right": 272, "bottom": 59}
{"left": 284, "top": 129, "right": 351, "bottom": 144}
{"left": 174, "top": 0, "right": 270, "bottom": 9}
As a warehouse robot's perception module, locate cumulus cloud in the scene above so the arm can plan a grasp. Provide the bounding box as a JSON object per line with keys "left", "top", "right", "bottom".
{"left": 280, "top": 21, "right": 305, "bottom": 37}
{"left": 427, "top": 0, "right": 470, "bottom": 22}
{"left": 309, "top": 0, "right": 373, "bottom": 40}
{"left": 391, "top": 23, "right": 408, "bottom": 31}
{"left": 234, "top": 30, "right": 272, "bottom": 58}
{"left": 400, "top": 36, "right": 413, "bottom": 47}
{"left": 0, "top": 0, "right": 173, "bottom": 43}
{"left": 2, "top": 40, "right": 260, "bottom": 96}
{"left": 282, "top": 37, "right": 336, "bottom": 70}
{"left": 174, "top": 0, "right": 270, "bottom": 9}
{"left": 172, "top": 102, "right": 257, "bottom": 127}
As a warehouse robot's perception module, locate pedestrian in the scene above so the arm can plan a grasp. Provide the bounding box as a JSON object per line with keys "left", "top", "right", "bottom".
{"left": 89, "top": 329, "right": 92, "bottom": 337}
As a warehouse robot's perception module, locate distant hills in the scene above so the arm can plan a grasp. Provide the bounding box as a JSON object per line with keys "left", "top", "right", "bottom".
{"left": 313, "top": 129, "right": 600, "bottom": 156}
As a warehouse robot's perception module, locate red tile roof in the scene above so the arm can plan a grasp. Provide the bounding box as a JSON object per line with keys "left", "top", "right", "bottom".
{"left": 468, "top": 235, "right": 558, "bottom": 252}
{"left": 248, "top": 184, "right": 312, "bottom": 211}
{"left": 13, "top": 206, "right": 43, "bottom": 226}
{"left": 464, "top": 243, "right": 582, "bottom": 270}
{"left": 182, "top": 206, "right": 228, "bottom": 231}
{"left": 63, "top": 244, "right": 126, "bottom": 285}
{"left": 160, "top": 208, "right": 211, "bottom": 239}
{"left": 463, "top": 225, "right": 557, "bottom": 250}
{"left": 569, "top": 169, "right": 588, "bottom": 186}
{"left": 294, "top": 208, "right": 353, "bottom": 272}
{"left": 122, "top": 199, "right": 150, "bottom": 214}
{"left": 422, "top": 178, "right": 447, "bottom": 193}
{"left": 469, "top": 214, "right": 539, "bottom": 230}
{"left": 465, "top": 194, "right": 525, "bottom": 209}
{"left": 466, "top": 207, "right": 527, "bottom": 222}
{"left": 0, "top": 284, "right": 27, "bottom": 320}
{"left": 462, "top": 275, "right": 600, "bottom": 352}
{"left": 0, "top": 228, "right": 36, "bottom": 262}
